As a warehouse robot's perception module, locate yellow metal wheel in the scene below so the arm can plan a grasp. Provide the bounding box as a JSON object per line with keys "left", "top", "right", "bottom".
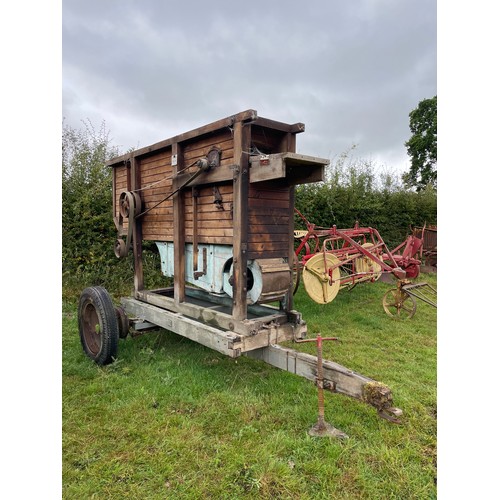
{"left": 382, "top": 288, "right": 417, "bottom": 319}
{"left": 355, "top": 242, "right": 382, "bottom": 282}
{"left": 303, "top": 253, "right": 341, "bottom": 304}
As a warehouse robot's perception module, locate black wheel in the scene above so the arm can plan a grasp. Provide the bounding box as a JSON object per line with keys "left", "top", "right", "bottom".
{"left": 78, "top": 286, "right": 119, "bottom": 365}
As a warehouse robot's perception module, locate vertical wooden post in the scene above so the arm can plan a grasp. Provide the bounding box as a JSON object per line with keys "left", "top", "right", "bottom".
{"left": 112, "top": 166, "right": 118, "bottom": 230}
{"left": 287, "top": 187, "right": 296, "bottom": 311}
{"left": 282, "top": 132, "right": 297, "bottom": 312}
{"left": 173, "top": 143, "right": 186, "bottom": 305}
{"left": 130, "top": 157, "right": 144, "bottom": 296}
{"left": 232, "top": 120, "right": 251, "bottom": 321}
{"left": 280, "top": 131, "right": 296, "bottom": 154}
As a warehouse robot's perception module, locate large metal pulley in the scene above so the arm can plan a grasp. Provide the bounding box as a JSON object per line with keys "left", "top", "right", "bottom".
{"left": 119, "top": 191, "right": 142, "bottom": 218}
{"left": 115, "top": 191, "right": 142, "bottom": 258}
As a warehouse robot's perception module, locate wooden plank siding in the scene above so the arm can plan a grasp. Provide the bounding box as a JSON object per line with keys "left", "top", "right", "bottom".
{"left": 113, "top": 130, "right": 237, "bottom": 242}
{"left": 138, "top": 150, "right": 174, "bottom": 241}
{"left": 110, "top": 112, "right": 308, "bottom": 256}
{"left": 182, "top": 131, "right": 234, "bottom": 166}
{"left": 247, "top": 183, "right": 291, "bottom": 259}
{"left": 114, "top": 165, "right": 293, "bottom": 254}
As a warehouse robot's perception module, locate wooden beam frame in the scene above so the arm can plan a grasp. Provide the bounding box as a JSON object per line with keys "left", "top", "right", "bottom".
{"left": 172, "top": 143, "right": 186, "bottom": 304}
{"left": 253, "top": 116, "right": 305, "bottom": 134}
{"left": 130, "top": 157, "right": 144, "bottom": 294}
{"left": 121, "top": 296, "right": 306, "bottom": 355}
{"left": 231, "top": 120, "right": 251, "bottom": 320}
{"left": 119, "top": 295, "right": 401, "bottom": 421}
{"left": 134, "top": 288, "right": 306, "bottom": 337}
{"left": 246, "top": 344, "right": 402, "bottom": 419}
{"left": 281, "top": 132, "right": 297, "bottom": 311}
{"left": 122, "top": 297, "right": 242, "bottom": 357}
{"left": 106, "top": 109, "right": 258, "bottom": 167}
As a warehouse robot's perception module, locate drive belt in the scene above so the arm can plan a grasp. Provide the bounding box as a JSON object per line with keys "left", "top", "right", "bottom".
{"left": 114, "top": 158, "right": 210, "bottom": 258}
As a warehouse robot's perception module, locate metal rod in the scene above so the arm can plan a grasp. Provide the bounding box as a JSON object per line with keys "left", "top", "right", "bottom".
{"left": 295, "top": 334, "right": 348, "bottom": 438}
{"left": 402, "top": 282, "right": 437, "bottom": 308}
{"left": 316, "top": 334, "right": 326, "bottom": 429}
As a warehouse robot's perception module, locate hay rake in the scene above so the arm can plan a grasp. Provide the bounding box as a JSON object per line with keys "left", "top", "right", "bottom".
{"left": 293, "top": 209, "right": 436, "bottom": 318}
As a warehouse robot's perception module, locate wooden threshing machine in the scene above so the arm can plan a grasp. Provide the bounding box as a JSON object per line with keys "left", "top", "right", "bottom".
{"left": 78, "top": 110, "right": 402, "bottom": 434}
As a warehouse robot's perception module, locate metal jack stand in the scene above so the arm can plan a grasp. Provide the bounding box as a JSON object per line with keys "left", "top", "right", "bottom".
{"left": 297, "top": 334, "right": 348, "bottom": 439}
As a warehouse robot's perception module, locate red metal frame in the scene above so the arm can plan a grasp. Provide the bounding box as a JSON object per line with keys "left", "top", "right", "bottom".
{"left": 294, "top": 209, "right": 422, "bottom": 287}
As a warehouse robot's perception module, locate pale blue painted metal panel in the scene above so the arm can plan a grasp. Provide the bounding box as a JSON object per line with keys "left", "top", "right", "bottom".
{"left": 155, "top": 242, "right": 233, "bottom": 294}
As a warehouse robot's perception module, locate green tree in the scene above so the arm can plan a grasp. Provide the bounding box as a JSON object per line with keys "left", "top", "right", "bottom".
{"left": 403, "top": 96, "right": 437, "bottom": 191}
{"left": 62, "top": 119, "right": 120, "bottom": 282}
{"left": 62, "top": 120, "right": 167, "bottom": 298}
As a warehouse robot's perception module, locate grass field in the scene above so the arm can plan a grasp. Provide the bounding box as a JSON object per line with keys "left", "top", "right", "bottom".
{"left": 63, "top": 273, "right": 437, "bottom": 499}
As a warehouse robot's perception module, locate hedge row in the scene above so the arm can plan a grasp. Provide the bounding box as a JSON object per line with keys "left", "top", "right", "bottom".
{"left": 62, "top": 124, "right": 436, "bottom": 296}
{"left": 294, "top": 158, "right": 437, "bottom": 249}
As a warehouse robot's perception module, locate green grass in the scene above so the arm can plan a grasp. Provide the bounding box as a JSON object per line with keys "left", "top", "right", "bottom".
{"left": 63, "top": 273, "right": 436, "bottom": 499}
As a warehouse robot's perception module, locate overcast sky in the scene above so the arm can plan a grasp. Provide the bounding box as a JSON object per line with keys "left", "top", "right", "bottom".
{"left": 62, "top": 0, "right": 436, "bottom": 174}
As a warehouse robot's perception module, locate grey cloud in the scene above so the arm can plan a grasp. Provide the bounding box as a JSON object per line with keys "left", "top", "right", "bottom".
{"left": 63, "top": 0, "right": 436, "bottom": 171}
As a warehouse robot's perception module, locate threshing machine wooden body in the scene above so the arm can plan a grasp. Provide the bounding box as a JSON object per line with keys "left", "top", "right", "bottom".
{"left": 78, "top": 110, "right": 402, "bottom": 432}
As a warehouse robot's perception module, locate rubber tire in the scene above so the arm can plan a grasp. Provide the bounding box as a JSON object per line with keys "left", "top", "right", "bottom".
{"left": 78, "top": 286, "right": 119, "bottom": 365}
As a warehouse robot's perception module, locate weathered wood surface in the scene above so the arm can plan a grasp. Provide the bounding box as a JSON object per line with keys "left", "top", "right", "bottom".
{"left": 121, "top": 297, "right": 242, "bottom": 357}
{"left": 245, "top": 344, "right": 400, "bottom": 416}
{"left": 122, "top": 294, "right": 399, "bottom": 417}
{"left": 130, "top": 157, "right": 144, "bottom": 294}
{"left": 107, "top": 109, "right": 257, "bottom": 166}
{"left": 122, "top": 295, "right": 304, "bottom": 354}
{"left": 172, "top": 142, "right": 186, "bottom": 304}
{"left": 136, "top": 287, "right": 305, "bottom": 335}
{"left": 109, "top": 110, "right": 328, "bottom": 320}
{"left": 109, "top": 111, "right": 318, "bottom": 247}
{"left": 249, "top": 153, "right": 327, "bottom": 184}
{"left": 231, "top": 120, "right": 251, "bottom": 321}
{"left": 246, "top": 344, "right": 370, "bottom": 398}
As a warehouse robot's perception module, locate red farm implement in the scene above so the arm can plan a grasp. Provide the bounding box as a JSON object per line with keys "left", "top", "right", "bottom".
{"left": 293, "top": 209, "right": 436, "bottom": 318}
{"left": 413, "top": 224, "right": 437, "bottom": 269}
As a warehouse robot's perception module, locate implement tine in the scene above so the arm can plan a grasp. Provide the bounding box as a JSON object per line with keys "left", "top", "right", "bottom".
{"left": 402, "top": 282, "right": 437, "bottom": 308}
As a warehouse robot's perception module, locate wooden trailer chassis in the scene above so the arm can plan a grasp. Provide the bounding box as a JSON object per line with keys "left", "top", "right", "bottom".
{"left": 120, "top": 291, "right": 401, "bottom": 422}
{"left": 124, "top": 286, "right": 308, "bottom": 357}
{"left": 79, "top": 110, "right": 403, "bottom": 431}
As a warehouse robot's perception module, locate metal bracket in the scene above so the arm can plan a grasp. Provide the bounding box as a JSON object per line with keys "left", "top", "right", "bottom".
{"left": 194, "top": 247, "right": 208, "bottom": 279}
{"left": 213, "top": 186, "right": 224, "bottom": 210}
{"left": 207, "top": 146, "right": 222, "bottom": 168}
